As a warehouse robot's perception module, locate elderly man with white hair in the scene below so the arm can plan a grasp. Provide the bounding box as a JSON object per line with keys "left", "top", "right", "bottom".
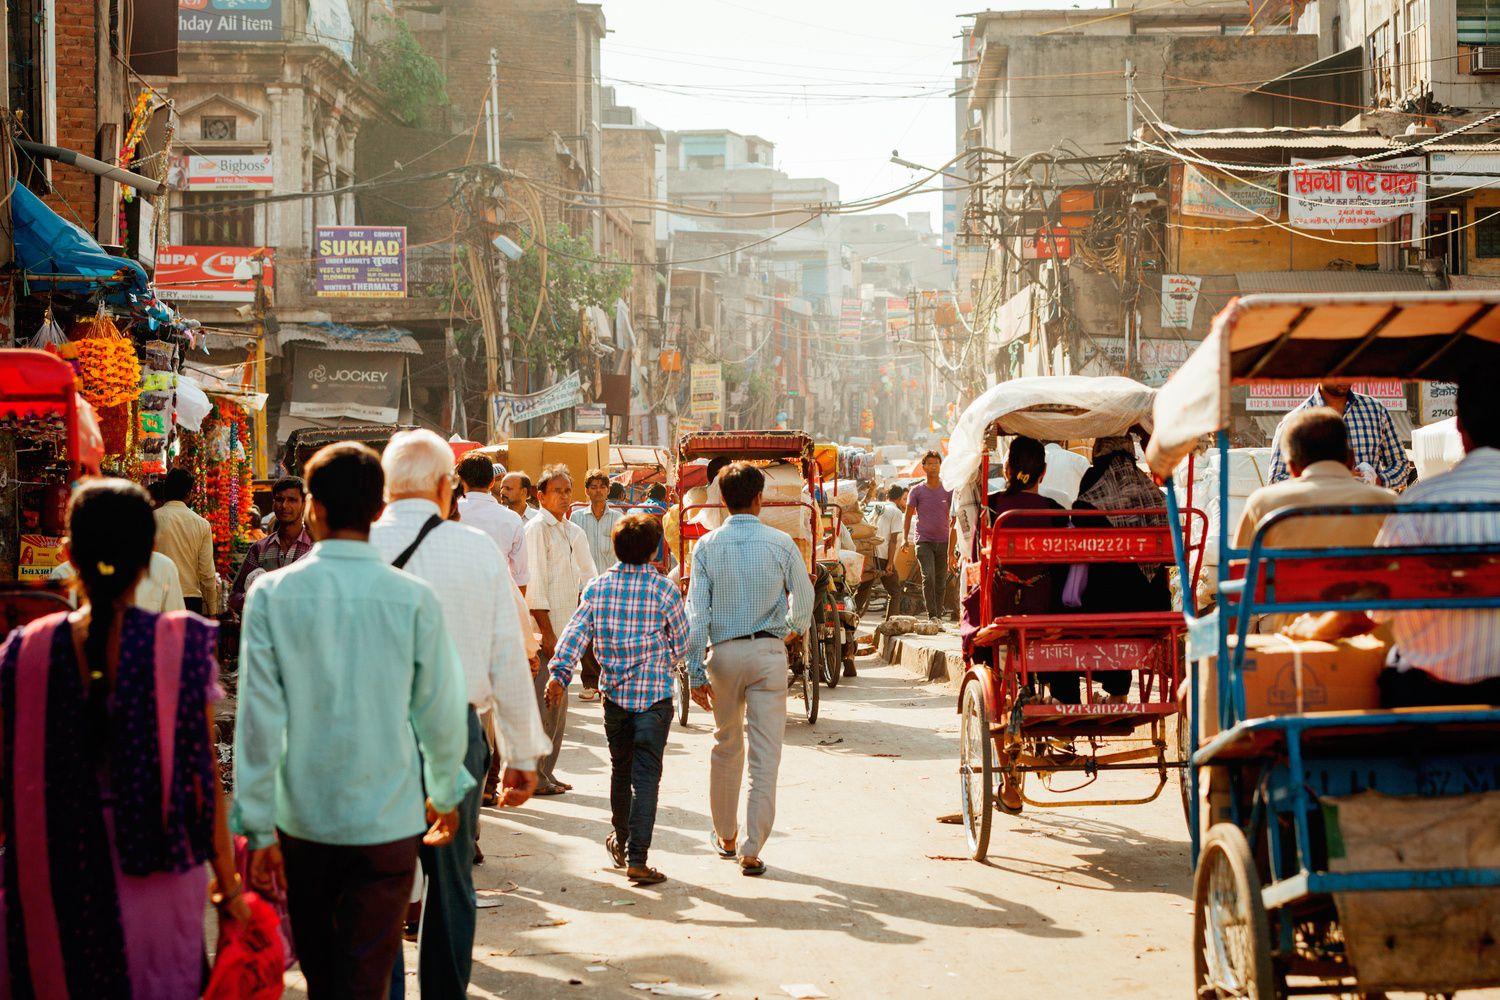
{"left": 369, "top": 429, "right": 550, "bottom": 999}
{"left": 525, "top": 463, "right": 598, "bottom": 795}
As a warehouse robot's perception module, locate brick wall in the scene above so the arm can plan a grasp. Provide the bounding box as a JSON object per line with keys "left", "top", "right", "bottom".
{"left": 432, "top": 0, "right": 597, "bottom": 236}
{"left": 48, "top": 0, "right": 99, "bottom": 232}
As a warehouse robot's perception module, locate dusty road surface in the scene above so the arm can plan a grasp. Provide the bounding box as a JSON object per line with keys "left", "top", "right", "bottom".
{"left": 424, "top": 650, "right": 1195, "bottom": 1000}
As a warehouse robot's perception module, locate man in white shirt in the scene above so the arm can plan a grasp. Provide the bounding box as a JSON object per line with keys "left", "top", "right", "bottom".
{"left": 455, "top": 453, "right": 530, "bottom": 587}
{"left": 854, "top": 484, "right": 908, "bottom": 617}
{"left": 51, "top": 549, "right": 185, "bottom": 612}
{"left": 569, "top": 468, "right": 623, "bottom": 703}
{"left": 1374, "top": 379, "right": 1500, "bottom": 707}
{"left": 370, "top": 430, "right": 550, "bottom": 998}
{"left": 525, "top": 464, "right": 597, "bottom": 794}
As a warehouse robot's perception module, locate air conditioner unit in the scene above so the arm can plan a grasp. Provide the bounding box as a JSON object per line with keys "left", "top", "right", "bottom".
{"left": 1473, "top": 45, "right": 1500, "bottom": 73}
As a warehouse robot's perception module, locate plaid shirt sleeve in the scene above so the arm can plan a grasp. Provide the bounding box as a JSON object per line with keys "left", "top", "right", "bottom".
{"left": 1267, "top": 409, "right": 1296, "bottom": 484}
{"left": 548, "top": 587, "right": 595, "bottom": 688}
{"left": 660, "top": 578, "right": 690, "bottom": 664}
{"left": 228, "top": 537, "right": 267, "bottom": 614}
{"left": 1352, "top": 395, "right": 1414, "bottom": 489}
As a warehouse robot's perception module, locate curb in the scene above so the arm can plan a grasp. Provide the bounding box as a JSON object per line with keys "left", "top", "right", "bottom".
{"left": 874, "top": 630, "right": 965, "bottom": 690}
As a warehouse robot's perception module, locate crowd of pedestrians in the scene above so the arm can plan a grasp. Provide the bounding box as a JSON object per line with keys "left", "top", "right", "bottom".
{"left": 0, "top": 430, "right": 818, "bottom": 998}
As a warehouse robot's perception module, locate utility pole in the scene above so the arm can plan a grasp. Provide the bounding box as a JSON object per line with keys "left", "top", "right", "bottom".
{"left": 1123, "top": 58, "right": 1139, "bottom": 379}
{"left": 1124, "top": 59, "right": 1136, "bottom": 146}
{"left": 246, "top": 257, "right": 269, "bottom": 478}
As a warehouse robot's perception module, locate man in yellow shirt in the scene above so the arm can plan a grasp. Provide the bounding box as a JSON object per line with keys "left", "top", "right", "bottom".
{"left": 153, "top": 468, "right": 219, "bottom": 614}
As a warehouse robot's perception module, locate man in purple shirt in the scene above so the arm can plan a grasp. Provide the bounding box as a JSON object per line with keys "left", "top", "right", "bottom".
{"left": 228, "top": 476, "right": 313, "bottom": 614}
{"left": 902, "top": 451, "right": 955, "bottom": 622}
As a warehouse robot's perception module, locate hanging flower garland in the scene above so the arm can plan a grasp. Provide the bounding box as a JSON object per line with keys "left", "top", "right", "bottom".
{"left": 180, "top": 399, "right": 254, "bottom": 576}
{"left": 67, "top": 315, "right": 141, "bottom": 411}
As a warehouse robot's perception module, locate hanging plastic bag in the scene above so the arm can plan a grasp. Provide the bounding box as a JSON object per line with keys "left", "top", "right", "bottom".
{"left": 203, "top": 891, "right": 286, "bottom": 1000}
{"left": 26, "top": 311, "right": 67, "bottom": 349}
{"left": 174, "top": 373, "right": 214, "bottom": 432}
{"left": 233, "top": 835, "right": 296, "bottom": 970}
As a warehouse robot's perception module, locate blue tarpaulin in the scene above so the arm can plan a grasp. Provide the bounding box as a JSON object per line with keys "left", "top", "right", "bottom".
{"left": 10, "top": 181, "right": 149, "bottom": 300}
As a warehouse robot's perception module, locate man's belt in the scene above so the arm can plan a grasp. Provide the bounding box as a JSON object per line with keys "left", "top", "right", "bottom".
{"left": 715, "top": 629, "right": 777, "bottom": 647}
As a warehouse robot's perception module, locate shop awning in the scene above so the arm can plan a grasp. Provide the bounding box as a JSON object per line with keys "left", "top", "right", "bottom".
{"left": 1251, "top": 46, "right": 1362, "bottom": 97}
{"left": 0, "top": 349, "right": 104, "bottom": 473}
{"left": 277, "top": 322, "right": 423, "bottom": 356}
{"left": 1235, "top": 271, "right": 1433, "bottom": 294}
{"left": 10, "top": 182, "right": 149, "bottom": 300}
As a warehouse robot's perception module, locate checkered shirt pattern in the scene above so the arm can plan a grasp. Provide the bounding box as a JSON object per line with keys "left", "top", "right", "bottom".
{"left": 549, "top": 562, "right": 689, "bottom": 712}
{"left": 1269, "top": 388, "right": 1414, "bottom": 489}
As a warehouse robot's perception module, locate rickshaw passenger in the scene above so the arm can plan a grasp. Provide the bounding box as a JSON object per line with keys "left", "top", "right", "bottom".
{"left": 1064, "top": 434, "right": 1168, "bottom": 704}
{"left": 1371, "top": 379, "right": 1500, "bottom": 708}
{"left": 982, "top": 438, "right": 1073, "bottom": 701}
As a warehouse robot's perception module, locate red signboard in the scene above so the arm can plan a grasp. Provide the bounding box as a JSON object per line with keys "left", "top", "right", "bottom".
{"left": 992, "top": 528, "right": 1173, "bottom": 562}
{"left": 155, "top": 246, "right": 274, "bottom": 302}
{"left": 1021, "top": 226, "right": 1072, "bottom": 260}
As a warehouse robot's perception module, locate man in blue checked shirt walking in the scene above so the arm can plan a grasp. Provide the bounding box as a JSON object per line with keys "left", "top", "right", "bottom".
{"left": 684, "top": 462, "right": 814, "bottom": 879}
{"left": 545, "top": 513, "right": 688, "bottom": 885}
{"left": 1269, "top": 381, "right": 1415, "bottom": 489}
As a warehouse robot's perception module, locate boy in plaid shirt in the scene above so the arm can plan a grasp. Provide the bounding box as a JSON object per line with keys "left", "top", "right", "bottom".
{"left": 546, "top": 513, "right": 688, "bottom": 884}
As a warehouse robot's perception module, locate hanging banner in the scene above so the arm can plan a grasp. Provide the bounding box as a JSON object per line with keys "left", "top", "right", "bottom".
{"left": 1160, "top": 274, "right": 1202, "bottom": 329}
{"left": 1020, "top": 227, "right": 1071, "bottom": 260}
{"left": 155, "top": 246, "right": 275, "bottom": 302}
{"left": 1288, "top": 157, "right": 1423, "bottom": 230}
{"left": 178, "top": 0, "right": 282, "bottom": 41}
{"left": 1179, "top": 163, "right": 1280, "bottom": 221}
{"left": 689, "top": 362, "right": 724, "bottom": 416}
{"left": 314, "top": 226, "right": 407, "bottom": 298}
{"left": 288, "top": 346, "right": 405, "bottom": 422}
{"left": 1246, "top": 380, "right": 1407, "bottom": 412}
{"left": 168, "top": 153, "right": 274, "bottom": 190}
{"left": 492, "top": 371, "right": 583, "bottom": 433}
{"left": 840, "top": 297, "right": 861, "bottom": 340}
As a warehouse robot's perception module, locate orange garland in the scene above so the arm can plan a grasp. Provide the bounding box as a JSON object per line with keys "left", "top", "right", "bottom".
{"left": 69, "top": 316, "right": 141, "bottom": 411}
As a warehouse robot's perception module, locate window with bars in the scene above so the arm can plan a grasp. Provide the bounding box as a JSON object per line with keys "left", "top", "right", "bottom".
{"left": 1459, "top": 0, "right": 1500, "bottom": 45}
{"left": 179, "top": 191, "right": 256, "bottom": 245}
{"left": 1371, "top": 20, "right": 1395, "bottom": 103}
{"left": 1475, "top": 210, "right": 1500, "bottom": 257}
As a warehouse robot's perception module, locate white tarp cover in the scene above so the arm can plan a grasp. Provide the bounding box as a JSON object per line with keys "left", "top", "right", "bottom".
{"left": 1146, "top": 322, "right": 1230, "bottom": 479}
{"left": 1412, "top": 417, "right": 1463, "bottom": 480}
{"left": 942, "top": 375, "right": 1157, "bottom": 497}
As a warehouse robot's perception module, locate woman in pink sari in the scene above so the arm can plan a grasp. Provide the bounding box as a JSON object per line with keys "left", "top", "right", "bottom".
{"left": 1, "top": 478, "right": 250, "bottom": 999}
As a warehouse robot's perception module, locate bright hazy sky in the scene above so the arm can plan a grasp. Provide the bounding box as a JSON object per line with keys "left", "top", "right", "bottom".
{"left": 599, "top": 1, "right": 1002, "bottom": 225}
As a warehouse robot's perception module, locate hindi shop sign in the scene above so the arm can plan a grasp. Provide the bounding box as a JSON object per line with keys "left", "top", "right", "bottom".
{"left": 1179, "top": 164, "right": 1280, "bottom": 222}
{"left": 1160, "top": 274, "right": 1202, "bottom": 329}
{"left": 288, "top": 346, "right": 405, "bottom": 423}
{"left": 169, "top": 153, "right": 274, "bottom": 191}
{"left": 492, "top": 371, "right": 584, "bottom": 432}
{"left": 314, "top": 226, "right": 407, "bottom": 298}
{"left": 1246, "top": 380, "right": 1407, "bottom": 412}
{"left": 689, "top": 362, "right": 724, "bottom": 416}
{"left": 155, "top": 246, "right": 274, "bottom": 302}
{"left": 1288, "top": 157, "right": 1424, "bottom": 230}
{"left": 178, "top": 0, "right": 281, "bottom": 41}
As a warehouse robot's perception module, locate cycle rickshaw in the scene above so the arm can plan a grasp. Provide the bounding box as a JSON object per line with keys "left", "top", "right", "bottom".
{"left": 1149, "top": 292, "right": 1500, "bottom": 998}
{"left": 674, "top": 430, "right": 832, "bottom": 724}
{"left": 947, "top": 376, "right": 1207, "bottom": 860}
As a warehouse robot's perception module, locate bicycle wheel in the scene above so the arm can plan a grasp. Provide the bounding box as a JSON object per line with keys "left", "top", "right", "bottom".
{"left": 822, "top": 610, "right": 844, "bottom": 688}
{"left": 801, "top": 643, "right": 821, "bottom": 724}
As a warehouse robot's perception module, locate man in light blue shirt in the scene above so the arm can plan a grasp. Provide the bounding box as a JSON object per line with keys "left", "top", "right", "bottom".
{"left": 685, "top": 462, "right": 813, "bottom": 878}
{"left": 233, "top": 442, "right": 473, "bottom": 999}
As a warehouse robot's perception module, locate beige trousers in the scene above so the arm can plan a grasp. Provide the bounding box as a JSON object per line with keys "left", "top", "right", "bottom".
{"left": 706, "top": 636, "right": 788, "bottom": 859}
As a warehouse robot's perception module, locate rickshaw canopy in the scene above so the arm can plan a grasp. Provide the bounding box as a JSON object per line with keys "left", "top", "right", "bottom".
{"left": 676, "top": 430, "right": 813, "bottom": 463}
{"left": 941, "top": 375, "right": 1156, "bottom": 495}
{"left": 0, "top": 348, "right": 103, "bottom": 474}
{"left": 1146, "top": 292, "right": 1500, "bottom": 479}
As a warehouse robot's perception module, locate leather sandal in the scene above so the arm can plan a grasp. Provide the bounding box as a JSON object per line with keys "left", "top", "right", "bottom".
{"left": 605, "top": 832, "right": 626, "bottom": 868}
{"left": 627, "top": 866, "right": 667, "bottom": 885}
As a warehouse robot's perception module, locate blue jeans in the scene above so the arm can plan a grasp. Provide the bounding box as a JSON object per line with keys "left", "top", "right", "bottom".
{"left": 603, "top": 696, "right": 673, "bottom": 867}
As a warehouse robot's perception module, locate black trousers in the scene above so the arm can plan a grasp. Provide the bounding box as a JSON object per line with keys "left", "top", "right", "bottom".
{"left": 1043, "top": 670, "right": 1132, "bottom": 703}
{"left": 1378, "top": 667, "right": 1500, "bottom": 708}
{"left": 279, "top": 831, "right": 421, "bottom": 1000}
{"left": 419, "top": 708, "right": 490, "bottom": 999}
{"left": 581, "top": 647, "right": 602, "bottom": 690}
{"left": 604, "top": 696, "right": 673, "bottom": 867}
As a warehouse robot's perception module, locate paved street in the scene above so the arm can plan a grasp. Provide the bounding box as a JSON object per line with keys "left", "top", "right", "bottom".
{"left": 376, "top": 643, "right": 1194, "bottom": 999}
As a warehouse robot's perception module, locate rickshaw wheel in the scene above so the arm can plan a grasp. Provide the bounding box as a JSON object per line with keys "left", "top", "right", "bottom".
{"left": 821, "top": 609, "right": 844, "bottom": 688}
{"left": 959, "top": 684, "right": 994, "bottom": 861}
{"left": 1172, "top": 712, "right": 1192, "bottom": 826}
{"left": 1194, "top": 824, "right": 1276, "bottom": 1000}
{"left": 801, "top": 642, "right": 821, "bottom": 724}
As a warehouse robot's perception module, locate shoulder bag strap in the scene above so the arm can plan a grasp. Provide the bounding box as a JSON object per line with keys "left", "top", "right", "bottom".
{"left": 392, "top": 515, "right": 444, "bottom": 569}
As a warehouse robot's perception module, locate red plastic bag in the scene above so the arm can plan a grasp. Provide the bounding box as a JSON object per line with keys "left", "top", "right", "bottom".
{"left": 233, "top": 834, "right": 296, "bottom": 969}
{"left": 203, "top": 891, "right": 285, "bottom": 1000}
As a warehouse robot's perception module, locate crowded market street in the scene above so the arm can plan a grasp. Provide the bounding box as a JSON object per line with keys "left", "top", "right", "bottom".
{"left": 382, "top": 649, "right": 1192, "bottom": 1000}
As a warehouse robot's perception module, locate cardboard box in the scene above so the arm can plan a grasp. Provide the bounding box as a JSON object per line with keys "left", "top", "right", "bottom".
{"left": 542, "top": 432, "right": 609, "bottom": 501}
{"left": 505, "top": 437, "right": 546, "bottom": 482}
{"left": 18, "top": 534, "right": 64, "bottom": 580}
{"left": 1199, "top": 632, "right": 1388, "bottom": 742}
